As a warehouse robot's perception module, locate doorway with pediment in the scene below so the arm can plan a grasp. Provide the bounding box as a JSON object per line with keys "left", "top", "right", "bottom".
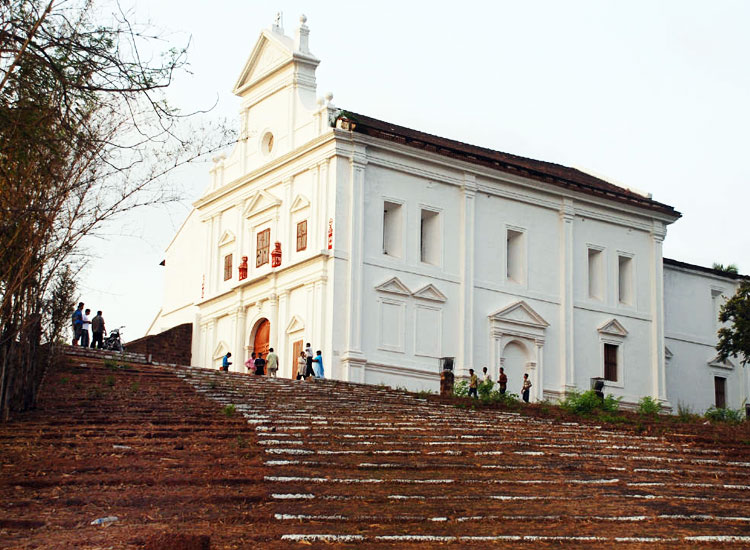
{"left": 488, "top": 300, "right": 548, "bottom": 402}
{"left": 250, "top": 318, "right": 270, "bottom": 374}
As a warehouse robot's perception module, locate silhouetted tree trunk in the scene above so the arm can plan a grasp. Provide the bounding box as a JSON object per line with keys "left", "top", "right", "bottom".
{"left": 0, "top": 0, "right": 234, "bottom": 419}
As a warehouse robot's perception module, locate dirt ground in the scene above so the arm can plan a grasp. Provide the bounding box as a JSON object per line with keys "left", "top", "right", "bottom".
{"left": 1, "top": 350, "right": 749, "bottom": 549}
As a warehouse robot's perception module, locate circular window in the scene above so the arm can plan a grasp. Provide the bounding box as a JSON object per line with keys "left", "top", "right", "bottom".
{"left": 261, "top": 132, "right": 274, "bottom": 155}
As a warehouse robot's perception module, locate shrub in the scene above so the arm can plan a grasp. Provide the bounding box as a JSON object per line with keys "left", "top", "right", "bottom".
{"left": 130, "top": 382, "right": 140, "bottom": 392}
{"left": 560, "top": 390, "right": 621, "bottom": 415}
{"left": 637, "top": 396, "right": 662, "bottom": 416}
{"left": 705, "top": 406, "right": 744, "bottom": 424}
{"left": 478, "top": 379, "right": 494, "bottom": 400}
{"left": 104, "top": 375, "right": 116, "bottom": 387}
{"left": 453, "top": 380, "right": 469, "bottom": 398}
{"left": 222, "top": 404, "right": 237, "bottom": 417}
{"left": 104, "top": 359, "right": 119, "bottom": 371}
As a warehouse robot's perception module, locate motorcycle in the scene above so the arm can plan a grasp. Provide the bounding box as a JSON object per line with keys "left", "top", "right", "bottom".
{"left": 103, "top": 327, "right": 124, "bottom": 352}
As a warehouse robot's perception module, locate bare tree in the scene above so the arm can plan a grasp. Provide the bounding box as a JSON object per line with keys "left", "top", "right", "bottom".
{"left": 0, "top": 0, "right": 235, "bottom": 419}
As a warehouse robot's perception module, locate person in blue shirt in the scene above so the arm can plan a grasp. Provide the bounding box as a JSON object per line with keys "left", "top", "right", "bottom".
{"left": 222, "top": 352, "right": 232, "bottom": 372}
{"left": 312, "top": 350, "right": 325, "bottom": 379}
{"left": 71, "top": 302, "right": 84, "bottom": 345}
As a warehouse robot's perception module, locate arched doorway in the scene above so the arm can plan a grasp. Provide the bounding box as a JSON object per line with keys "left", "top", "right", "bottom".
{"left": 252, "top": 318, "right": 270, "bottom": 374}
{"left": 501, "top": 340, "right": 529, "bottom": 396}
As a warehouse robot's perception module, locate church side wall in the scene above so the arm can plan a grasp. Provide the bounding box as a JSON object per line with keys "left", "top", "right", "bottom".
{"left": 664, "top": 266, "right": 746, "bottom": 413}
{"left": 570, "top": 216, "right": 658, "bottom": 404}
{"left": 335, "top": 135, "right": 671, "bottom": 406}
{"left": 148, "top": 210, "right": 203, "bottom": 341}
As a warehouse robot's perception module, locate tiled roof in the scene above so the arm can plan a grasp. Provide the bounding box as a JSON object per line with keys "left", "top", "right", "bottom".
{"left": 663, "top": 258, "right": 747, "bottom": 280}
{"left": 343, "top": 111, "right": 680, "bottom": 218}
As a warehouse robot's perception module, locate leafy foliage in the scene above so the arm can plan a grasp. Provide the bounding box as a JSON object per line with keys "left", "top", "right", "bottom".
{"left": 453, "top": 379, "right": 469, "bottom": 397}
{"left": 560, "top": 390, "right": 621, "bottom": 415}
{"left": 712, "top": 263, "right": 739, "bottom": 274}
{"left": 222, "top": 404, "right": 236, "bottom": 417}
{"left": 637, "top": 396, "right": 662, "bottom": 416}
{"left": 704, "top": 406, "right": 744, "bottom": 424}
{"left": 717, "top": 280, "right": 750, "bottom": 366}
{"left": 43, "top": 264, "right": 78, "bottom": 344}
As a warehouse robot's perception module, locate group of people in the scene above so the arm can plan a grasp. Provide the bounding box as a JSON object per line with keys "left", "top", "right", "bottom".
{"left": 468, "top": 366, "right": 532, "bottom": 402}
{"left": 71, "top": 302, "right": 107, "bottom": 349}
{"left": 220, "top": 343, "right": 325, "bottom": 380}
{"left": 296, "top": 343, "right": 324, "bottom": 380}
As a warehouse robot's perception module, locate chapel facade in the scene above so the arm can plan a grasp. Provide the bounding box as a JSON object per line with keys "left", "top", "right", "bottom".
{"left": 150, "top": 17, "right": 748, "bottom": 414}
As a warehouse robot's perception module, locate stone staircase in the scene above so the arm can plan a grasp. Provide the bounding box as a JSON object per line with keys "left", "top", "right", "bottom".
{"left": 177, "top": 366, "right": 750, "bottom": 547}
{"left": 1, "top": 351, "right": 749, "bottom": 548}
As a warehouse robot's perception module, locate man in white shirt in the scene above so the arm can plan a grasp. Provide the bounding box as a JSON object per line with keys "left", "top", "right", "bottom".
{"left": 81, "top": 308, "right": 92, "bottom": 348}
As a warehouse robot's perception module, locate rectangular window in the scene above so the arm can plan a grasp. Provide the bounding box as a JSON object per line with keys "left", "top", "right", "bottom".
{"left": 506, "top": 228, "right": 526, "bottom": 284}
{"left": 256, "top": 228, "right": 270, "bottom": 267}
{"left": 714, "top": 376, "right": 726, "bottom": 408}
{"left": 588, "top": 248, "right": 604, "bottom": 300}
{"left": 618, "top": 255, "right": 633, "bottom": 305}
{"left": 296, "top": 220, "right": 308, "bottom": 251}
{"left": 383, "top": 201, "right": 403, "bottom": 258}
{"left": 223, "top": 254, "right": 232, "bottom": 281}
{"left": 604, "top": 343, "right": 618, "bottom": 382}
{"left": 420, "top": 209, "right": 440, "bottom": 265}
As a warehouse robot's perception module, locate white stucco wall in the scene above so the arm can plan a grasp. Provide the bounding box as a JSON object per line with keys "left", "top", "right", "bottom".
{"left": 664, "top": 264, "right": 747, "bottom": 413}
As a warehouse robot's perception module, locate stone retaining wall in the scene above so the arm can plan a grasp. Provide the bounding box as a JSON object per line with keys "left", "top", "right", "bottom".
{"left": 125, "top": 323, "right": 192, "bottom": 365}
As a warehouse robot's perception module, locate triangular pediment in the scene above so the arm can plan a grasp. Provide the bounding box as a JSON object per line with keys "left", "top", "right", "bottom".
{"left": 375, "top": 277, "right": 411, "bottom": 297}
{"left": 285, "top": 315, "right": 305, "bottom": 334}
{"left": 489, "top": 300, "right": 549, "bottom": 329}
{"left": 412, "top": 283, "right": 447, "bottom": 303}
{"left": 708, "top": 354, "right": 735, "bottom": 370}
{"left": 212, "top": 341, "right": 230, "bottom": 360}
{"left": 598, "top": 318, "right": 628, "bottom": 337}
{"left": 218, "top": 230, "right": 235, "bottom": 247}
{"left": 290, "top": 194, "right": 311, "bottom": 213}
{"left": 244, "top": 190, "right": 282, "bottom": 218}
{"left": 233, "top": 31, "right": 294, "bottom": 95}
{"left": 233, "top": 29, "right": 320, "bottom": 96}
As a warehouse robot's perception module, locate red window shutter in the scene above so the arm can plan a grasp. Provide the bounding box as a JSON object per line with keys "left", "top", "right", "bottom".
{"left": 604, "top": 344, "right": 618, "bottom": 382}
{"left": 297, "top": 220, "right": 307, "bottom": 251}
{"left": 256, "top": 229, "right": 270, "bottom": 267}
{"left": 223, "top": 254, "right": 232, "bottom": 281}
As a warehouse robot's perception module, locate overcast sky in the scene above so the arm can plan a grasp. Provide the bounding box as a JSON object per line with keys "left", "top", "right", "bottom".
{"left": 78, "top": 1, "right": 750, "bottom": 340}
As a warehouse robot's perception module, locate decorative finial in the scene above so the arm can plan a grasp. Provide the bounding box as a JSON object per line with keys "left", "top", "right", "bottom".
{"left": 325, "top": 92, "right": 334, "bottom": 103}
{"left": 295, "top": 14, "right": 310, "bottom": 53}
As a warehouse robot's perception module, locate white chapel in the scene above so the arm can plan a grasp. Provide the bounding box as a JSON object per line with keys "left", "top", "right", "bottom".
{"left": 149, "top": 17, "right": 748, "bottom": 414}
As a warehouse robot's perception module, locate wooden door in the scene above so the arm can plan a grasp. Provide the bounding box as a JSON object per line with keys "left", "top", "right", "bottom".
{"left": 253, "top": 319, "right": 270, "bottom": 374}
{"left": 715, "top": 376, "right": 726, "bottom": 409}
{"left": 291, "top": 339, "right": 303, "bottom": 379}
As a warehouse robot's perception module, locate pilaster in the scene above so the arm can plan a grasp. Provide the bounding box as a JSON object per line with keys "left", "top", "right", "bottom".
{"left": 207, "top": 318, "right": 216, "bottom": 369}
{"left": 559, "top": 199, "right": 575, "bottom": 391}
{"left": 278, "top": 290, "right": 289, "bottom": 377}
{"left": 650, "top": 222, "right": 670, "bottom": 406}
{"left": 345, "top": 146, "right": 367, "bottom": 357}
{"left": 535, "top": 339, "right": 544, "bottom": 402}
{"left": 459, "top": 173, "right": 477, "bottom": 376}
{"left": 269, "top": 292, "right": 279, "bottom": 358}
{"left": 233, "top": 307, "right": 246, "bottom": 372}
{"left": 318, "top": 159, "right": 330, "bottom": 252}
{"left": 282, "top": 178, "right": 293, "bottom": 258}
